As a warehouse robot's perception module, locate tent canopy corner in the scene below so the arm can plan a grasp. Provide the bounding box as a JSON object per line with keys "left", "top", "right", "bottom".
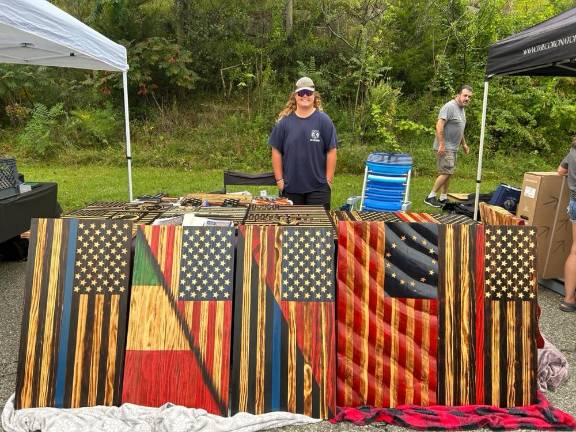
{"left": 0, "top": 0, "right": 133, "bottom": 200}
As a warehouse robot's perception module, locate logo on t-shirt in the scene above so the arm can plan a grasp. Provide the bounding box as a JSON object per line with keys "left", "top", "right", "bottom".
{"left": 310, "top": 130, "right": 320, "bottom": 142}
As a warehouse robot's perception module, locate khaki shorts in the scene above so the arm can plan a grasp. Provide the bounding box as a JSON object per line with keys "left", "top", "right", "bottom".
{"left": 436, "top": 150, "right": 456, "bottom": 175}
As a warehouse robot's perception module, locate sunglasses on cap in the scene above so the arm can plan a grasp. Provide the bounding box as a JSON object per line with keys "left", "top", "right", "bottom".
{"left": 296, "top": 89, "right": 314, "bottom": 97}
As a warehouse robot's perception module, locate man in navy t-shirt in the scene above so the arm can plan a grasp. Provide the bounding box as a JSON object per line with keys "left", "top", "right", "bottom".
{"left": 269, "top": 77, "right": 338, "bottom": 210}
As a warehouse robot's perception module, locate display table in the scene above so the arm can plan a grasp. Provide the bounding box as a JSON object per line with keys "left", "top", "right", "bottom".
{"left": 0, "top": 183, "right": 60, "bottom": 243}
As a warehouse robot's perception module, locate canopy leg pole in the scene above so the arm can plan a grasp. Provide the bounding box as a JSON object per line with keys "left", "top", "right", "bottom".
{"left": 122, "top": 71, "right": 134, "bottom": 202}
{"left": 474, "top": 80, "right": 489, "bottom": 221}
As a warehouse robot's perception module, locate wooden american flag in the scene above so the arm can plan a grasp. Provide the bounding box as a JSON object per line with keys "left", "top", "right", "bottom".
{"left": 337, "top": 221, "right": 537, "bottom": 408}
{"left": 337, "top": 221, "right": 439, "bottom": 407}
{"left": 16, "top": 218, "right": 131, "bottom": 408}
{"left": 231, "top": 225, "right": 336, "bottom": 418}
{"left": 437, "top": 224, "right": 537, "bottom": 406}
{"left": 122, "top": 225, "right": 233, "bottom": 415}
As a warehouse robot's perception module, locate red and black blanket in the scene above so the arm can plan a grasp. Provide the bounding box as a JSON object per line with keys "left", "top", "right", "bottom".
{"left": 332, "top": 391, "right": 576, "bottom": 430}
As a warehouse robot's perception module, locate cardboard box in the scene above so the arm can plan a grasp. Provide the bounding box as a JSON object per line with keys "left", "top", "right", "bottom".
{"left": 516, "top": 172, "right": 571, "bottom": 279}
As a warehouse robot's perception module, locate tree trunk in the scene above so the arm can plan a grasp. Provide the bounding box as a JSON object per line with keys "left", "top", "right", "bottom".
{"left": 285, "top": 0, "right": 294, "bottom": 35}
{"left": 174, "top": 0, "right": 190, "bottom": 45}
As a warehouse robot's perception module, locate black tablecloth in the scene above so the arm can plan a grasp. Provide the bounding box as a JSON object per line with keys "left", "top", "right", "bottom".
{"left": 0, "top": 183, "right": 61, "bottom": 243}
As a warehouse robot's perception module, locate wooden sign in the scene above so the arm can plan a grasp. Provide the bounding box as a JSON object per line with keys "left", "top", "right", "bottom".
{"left": 231, "top": 225, "right": 336, "bottom": 418}
{"left": 122, "top": 225, "right": 234, "bottom": 415}
{"left": 336, "top": 221, "right": 537, "bottom": 408}
{"left": 16, "top": 218, "right": 131, "bottom": 408}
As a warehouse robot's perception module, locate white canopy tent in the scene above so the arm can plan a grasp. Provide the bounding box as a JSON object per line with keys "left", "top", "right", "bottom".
{"left": 0, "top": 0, "right": 134, "bottom": 200}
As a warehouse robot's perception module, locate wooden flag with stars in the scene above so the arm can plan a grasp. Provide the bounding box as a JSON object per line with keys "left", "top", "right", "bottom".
{"left": 437, "top": 224, "right": 537, "bottom": 407}
{"left": 337, "top": 221, "right": 439, "bottom": 408}
{"left": 281, "top": 228, "right": 334, "bottom": 301}
{"left": 484, "top": 226, "right": 536, "bottom": 301}
{"left": 122, "top": 225, "right": 234, "bottom": 415}
{"left": 477, "top": 225, "right": 537, "bottom": 407}
{"left": 231, "top": 225, "right": 336, "bottom": 418}
{"left": 177, "top": 227, "right": 233, "bottom": 300}
{"left": 16, "top": 218, "right": 131, "bottom": 408}
{"left": 337, "top": 221, "right": 538, "bottom": 409}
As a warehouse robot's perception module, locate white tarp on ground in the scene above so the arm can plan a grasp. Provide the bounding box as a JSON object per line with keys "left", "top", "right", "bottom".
{"left": 0, "top": 0, "right": 127, "bottom": 71}
{"left": 1, "top": 394, "right": 320, "bottom": 432}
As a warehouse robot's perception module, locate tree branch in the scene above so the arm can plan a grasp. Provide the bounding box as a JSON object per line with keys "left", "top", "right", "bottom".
{"left": 320, "top": 1, "right": 354, "bottom": 49}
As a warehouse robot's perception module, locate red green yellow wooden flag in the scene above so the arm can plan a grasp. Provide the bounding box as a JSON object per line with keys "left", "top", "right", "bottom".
{"left": 122, "top": 225, "right": 233, "bottom": 415}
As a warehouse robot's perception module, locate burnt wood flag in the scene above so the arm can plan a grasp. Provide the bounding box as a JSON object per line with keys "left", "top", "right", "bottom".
{"left": 16, "top": 218, "right": 131, "bottom": 408}
{"left": 337, "top": 221, "right": 439, "bottom": 408}
{"left": 122, "top": 225, "right": 234, "bottom": 415}
{"left": 231, "top": 225, "right": 336, "bottom": 418}
{"left": 437, "top": 224, "right": 537, "bottom": 407}
{"left": 336, "top": 221, "right": 538, "bottom": 409}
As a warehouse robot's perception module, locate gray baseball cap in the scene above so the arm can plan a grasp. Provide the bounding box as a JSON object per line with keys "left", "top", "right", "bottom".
{"left": 295, "top": 76, "right": 315, "bottom": 92}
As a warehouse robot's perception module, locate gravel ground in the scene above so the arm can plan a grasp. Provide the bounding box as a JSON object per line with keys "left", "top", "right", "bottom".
{"left": 1, "top": 260, "right": 574, "bottom": 431}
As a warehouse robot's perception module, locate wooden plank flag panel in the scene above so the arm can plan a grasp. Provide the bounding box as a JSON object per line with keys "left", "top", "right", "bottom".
{"left": 84, "top": 201, "right": 129, "bottom": 209}
{"left": 394, "top": 212, "right": 440, "bottom": 223}
{"left": 437, "top": 224, "right": 537, "bottom": 407}
{"left": 336, "top": 221, "right": 439, "bottom": 408}
{"left": 479, "top": 202, "right": 525, "bottom": 226}
{"left": 336, "top": 221, "right": 538, "bottom": 409}
{"left": 84, "top": 201, "right": 174, "bottom": 212}
{"left": 436, "top": 223, "right": 478, "bottom": 406}
{"left": 358, "top": 211, "right": 403, "bottom": 222}
{"left": 329, "top": 211, "right": 438, "bottom": 237}
{"left": 329, "top": 210, "right": 361, "bottom": 224}
{"left": 231, "top": 225, "right": 336, "bottom": 418}
{"left": 329, "top": 210, "right": 477, "bottom": 225}
{"left": 62, "top": 209, "right": 163, "bottom": 224}
{"left": 194, "top": 206, "right": 248, "bottom": 225}
{"left": 160, "top": 206, "right": 200, "bottom": 217}
{"left": 477, "top": 225, "right": 537, "bottom": 407}
{"left": 122, "top": 225, "right": 233, "bottom": 415}
{"left": 330, "top": 211, "right": 441, "bottom": 224}
{"left": 16, "top": 218, "right": 131, "bottom": 408}
{"left": 433, "top": 213, "right": 478, "bottom": 224}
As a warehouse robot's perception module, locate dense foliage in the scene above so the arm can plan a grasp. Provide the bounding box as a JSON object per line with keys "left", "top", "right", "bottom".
{"left": 1, "top": 0, "right": 576, "bottom": 173}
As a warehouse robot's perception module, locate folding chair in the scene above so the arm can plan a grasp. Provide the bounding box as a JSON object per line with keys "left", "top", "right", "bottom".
{"left": 359, "top": 152, "right": 412, "bottom": 211}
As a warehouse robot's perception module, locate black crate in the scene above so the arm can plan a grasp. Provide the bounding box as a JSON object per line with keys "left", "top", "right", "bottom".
{"left": 0, "top": 158, "right": 18, "bottom": 190}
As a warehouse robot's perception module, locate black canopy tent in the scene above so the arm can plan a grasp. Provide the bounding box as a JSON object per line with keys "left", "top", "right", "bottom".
{"left": 474, "top": 7, "right": 576, "bottom": 219}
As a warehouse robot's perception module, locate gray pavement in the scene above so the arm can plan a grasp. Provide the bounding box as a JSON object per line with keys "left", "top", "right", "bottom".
{"left": 1, "top": 259, "right": 574, "bottom": 431}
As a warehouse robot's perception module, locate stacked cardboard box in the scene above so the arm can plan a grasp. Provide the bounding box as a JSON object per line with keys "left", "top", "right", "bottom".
{"left": 516, "top": 172, "right": 571, "bottom": 279}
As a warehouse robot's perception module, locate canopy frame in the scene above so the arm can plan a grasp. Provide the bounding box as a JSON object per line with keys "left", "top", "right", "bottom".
{"left": 474, "top": 7, "right": 576, "bottom": 220}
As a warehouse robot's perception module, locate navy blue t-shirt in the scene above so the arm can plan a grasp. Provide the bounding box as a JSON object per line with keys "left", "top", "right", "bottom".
{"left": 268, "top": 110, "right": 338, "bottom": 194}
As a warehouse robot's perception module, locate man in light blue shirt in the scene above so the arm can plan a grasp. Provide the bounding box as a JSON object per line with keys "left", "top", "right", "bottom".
{"left": 424, "top": 85, "right": 472, "bottom": 208}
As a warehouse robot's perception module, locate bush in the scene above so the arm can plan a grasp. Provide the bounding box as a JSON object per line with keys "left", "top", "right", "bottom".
{"left": 18, "top": 103, "right": 66, "bottom": 157}
{"left": 337, "top": 144, "right": 378, "bottom": 174}
{"left": 68, "top": 106, "right": 121, "bottom": 148}
{"left": 5, "top": 103, "right": 29, "bottom": 126}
